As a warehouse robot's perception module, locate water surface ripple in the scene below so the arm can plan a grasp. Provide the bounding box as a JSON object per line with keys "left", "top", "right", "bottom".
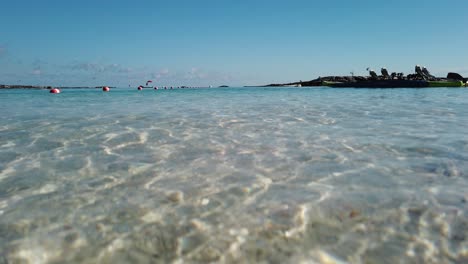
{"left": 1, "top": 88, "right": 467, "bottom": 263}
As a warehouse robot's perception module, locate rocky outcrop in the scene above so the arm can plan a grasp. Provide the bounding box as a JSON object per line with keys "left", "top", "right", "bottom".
{"left": 262, "top": 67, "right": 466, "bottom": 87}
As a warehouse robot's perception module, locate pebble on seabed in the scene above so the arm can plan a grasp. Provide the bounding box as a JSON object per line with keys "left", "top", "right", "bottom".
{"left": 166, "top": 191, "right": 184, "bottom": 203}
{"left": 201, "top": 198, "right": 210, "bottom": 206}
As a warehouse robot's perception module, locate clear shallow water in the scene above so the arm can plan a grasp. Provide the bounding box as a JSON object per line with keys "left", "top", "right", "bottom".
{"left": 0, "top": 87, "right": 467, "bottom": 263}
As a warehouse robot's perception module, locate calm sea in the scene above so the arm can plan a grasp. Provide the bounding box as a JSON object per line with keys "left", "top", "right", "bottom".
{"left": 1, "top": 87, "right": 467, "bottom": 263}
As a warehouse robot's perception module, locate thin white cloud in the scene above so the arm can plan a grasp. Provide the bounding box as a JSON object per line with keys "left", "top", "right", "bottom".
{"left": 184, "top": 67, "right": 204, "bottom": 80}
{"left": 152, "top": 68, "right": 171, "bottom": 79}
{"left": 27, "top": 60, "right": 245, "bottom": 86}
{"left": 0, "top": 46, "right": 5, "bottom": 57}
{"left": 181, "top": 67, "right": 235, "bottom": 84}
{"left": 30, "top": 59, "right": 48, "bottom": 76}
{"left": 33, "top": 58, "right": 48, "bottom": 66}
{"left": 67, "top": 61, "right": 133, "bottom": 74}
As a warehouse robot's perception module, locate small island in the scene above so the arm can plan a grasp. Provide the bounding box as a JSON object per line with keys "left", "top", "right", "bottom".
{"left": 263, "top": 66, "right": 468, "bottom": 88}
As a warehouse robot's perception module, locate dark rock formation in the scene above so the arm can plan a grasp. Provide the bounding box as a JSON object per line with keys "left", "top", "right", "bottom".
{"left": 261, "top": 66, "right": 466, "bottom": 88}
{"left": 447, "top": 72, "right": 466, "bottom": 82}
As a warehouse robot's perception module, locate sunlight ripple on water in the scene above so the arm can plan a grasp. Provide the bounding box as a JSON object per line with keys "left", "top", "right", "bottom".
{"left": 0, "top": 87, "right": 467, "bottom": 263}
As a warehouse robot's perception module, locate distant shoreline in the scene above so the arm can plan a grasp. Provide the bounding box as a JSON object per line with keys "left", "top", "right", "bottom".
{"left": 0, "top": 85, "right": 114, "bottom": 89}
{"left": 1, "top": 84, "right": 50, "bottom": 89}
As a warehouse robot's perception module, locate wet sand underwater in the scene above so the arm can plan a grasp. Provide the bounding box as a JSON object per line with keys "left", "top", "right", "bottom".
{"left": 1, "top": 87, "right": 467, "bottom": 263}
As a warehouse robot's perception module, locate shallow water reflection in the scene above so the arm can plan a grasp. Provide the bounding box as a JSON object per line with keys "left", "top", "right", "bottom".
{"left": 0, "top": 88, "right": 467, "bottom": 263}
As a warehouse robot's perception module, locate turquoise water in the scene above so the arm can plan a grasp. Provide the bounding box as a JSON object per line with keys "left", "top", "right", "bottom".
{"left": 1, "top": 87, "right": 467, "bottom": 263}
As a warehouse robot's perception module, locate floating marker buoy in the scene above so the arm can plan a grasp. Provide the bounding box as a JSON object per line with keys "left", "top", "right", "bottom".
{"left": 103, "top": 86, "right": 110, "bottom": 92}
{"left": 154, "top": 86, "right": 158, "bottom": 90}
{"left": 138, "top": 86, "right": 143, "bottom": 90}
{"left": 50, "top": 88, "right": 60, "bottom": 94}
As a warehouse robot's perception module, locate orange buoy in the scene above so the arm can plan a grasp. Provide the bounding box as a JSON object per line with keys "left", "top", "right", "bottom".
{"left": 50, "top": 88, "right": 60, "bottom": 94}
{"left": 103, "top": 86, "right": 110, "bottom": 92}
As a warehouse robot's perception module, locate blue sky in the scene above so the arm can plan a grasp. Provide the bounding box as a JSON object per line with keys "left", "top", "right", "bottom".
{"left": 1, "top": 0, "right": 467, "bottom": 86}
